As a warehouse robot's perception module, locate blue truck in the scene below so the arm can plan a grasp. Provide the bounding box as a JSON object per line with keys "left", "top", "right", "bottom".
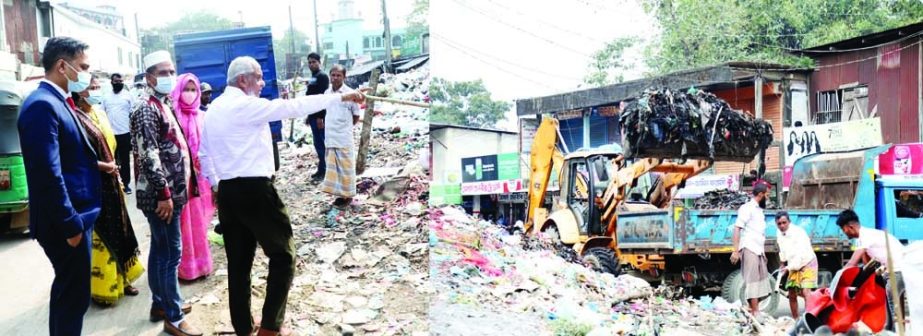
{"left": 172, "top": 26, "right": 284, "bottom": 167}
{"left": 614, "top": 144, "right": 922, "bottom": 313}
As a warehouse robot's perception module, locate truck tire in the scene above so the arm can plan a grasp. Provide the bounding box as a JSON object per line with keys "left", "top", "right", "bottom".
{"left": 583, "top": 247, "right": 621, "bottom": 276}
{"left": 722, "top": 270, "right": 780, "bottom": 315}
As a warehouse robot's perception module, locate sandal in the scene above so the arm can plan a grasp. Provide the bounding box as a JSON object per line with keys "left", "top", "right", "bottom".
{"left": 124, "top": 285, "right": 140, "bottom": 296}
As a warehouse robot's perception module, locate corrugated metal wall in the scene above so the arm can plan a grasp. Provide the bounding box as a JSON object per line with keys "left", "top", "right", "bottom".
{"left": 711, "top": 87, "right": 783, "bottom": 175}
{"left": 3, "top": 1, "right": 40, "bottom": 65}
{"left": 809, "top": 38, "right": 921, "bottom": 144}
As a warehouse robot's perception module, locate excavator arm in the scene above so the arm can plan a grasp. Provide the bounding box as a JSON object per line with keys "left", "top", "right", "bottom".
{"left": 598, "top": 159, "right": 712, "bottom": 236}
{"left": 525, "top": 117, "right": 564, "bottom": 233}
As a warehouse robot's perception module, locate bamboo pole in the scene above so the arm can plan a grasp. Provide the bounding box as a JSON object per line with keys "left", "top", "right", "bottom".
{"left": 364, "top": 95, "right": 431, "bottom": 108}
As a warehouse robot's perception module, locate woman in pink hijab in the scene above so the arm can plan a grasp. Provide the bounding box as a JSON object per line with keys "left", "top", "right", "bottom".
{"left": 171, "top": 73, "right": 215, "bottom": 281}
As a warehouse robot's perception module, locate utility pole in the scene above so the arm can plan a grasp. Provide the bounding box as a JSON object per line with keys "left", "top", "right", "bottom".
{"left": 288, "top": 4, "right": 296, "bottom": 78}
{"left": 380, "top": 0, "right": 392, "bottom": 73}
{"left": 313, "top": 0, "right": 321, "bottom": 56}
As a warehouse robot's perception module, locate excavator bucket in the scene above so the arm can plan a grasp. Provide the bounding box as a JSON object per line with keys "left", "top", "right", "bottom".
{"left": 620, "top": 87, "right": 773, "bottom": 163}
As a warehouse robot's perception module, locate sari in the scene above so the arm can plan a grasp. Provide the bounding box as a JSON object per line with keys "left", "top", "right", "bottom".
{"left": 76, "top": 105, "right": 145, "bottom": 305}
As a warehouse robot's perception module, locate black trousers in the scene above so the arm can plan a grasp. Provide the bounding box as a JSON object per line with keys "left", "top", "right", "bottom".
{"left": 38, "top": 229, "right": 92, "bottom": 336}
{"left": 114, "top": 133, "right": 131, "bottom": 188}
{"left": 218, "top": 177, "right": 295, "bottom": 334}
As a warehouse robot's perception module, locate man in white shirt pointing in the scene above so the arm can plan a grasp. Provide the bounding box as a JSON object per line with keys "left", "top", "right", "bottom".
{"left": 199, "top": 56, "right": 364, "bottom": 336}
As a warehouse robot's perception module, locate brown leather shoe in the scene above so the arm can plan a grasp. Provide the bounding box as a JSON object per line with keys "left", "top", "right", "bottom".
{"left": 163, "top": 320, "right": 203, "bottom": 336}
{"left": 149, "top": 303, "right": 193, "bottom": 322}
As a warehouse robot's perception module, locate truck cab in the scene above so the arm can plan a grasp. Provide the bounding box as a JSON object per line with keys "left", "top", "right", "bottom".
{"left": 877, "top": 176, "right": 923, "bottom": 243}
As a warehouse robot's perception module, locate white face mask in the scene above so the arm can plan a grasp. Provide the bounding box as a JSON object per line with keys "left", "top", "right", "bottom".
{"left": 154, "top": 76, "right": 176, "bottom": 94}
{"left": 181, "top": 91, "right": 197, "bottom": 105}
{"left": 63, "top": 61, "right": 91, "bottom": 93}
{"left": 87, "top": 89, "right": 103, "bottom": 105}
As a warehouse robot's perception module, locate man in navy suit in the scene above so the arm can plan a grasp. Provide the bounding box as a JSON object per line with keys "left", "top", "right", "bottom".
{"left": 18, "top": 36, "right": 101, "bottom": 336}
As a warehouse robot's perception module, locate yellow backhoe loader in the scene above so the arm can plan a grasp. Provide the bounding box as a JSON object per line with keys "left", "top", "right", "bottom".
{"left": 525, "top": 117, "right": 712, "bottom": 275}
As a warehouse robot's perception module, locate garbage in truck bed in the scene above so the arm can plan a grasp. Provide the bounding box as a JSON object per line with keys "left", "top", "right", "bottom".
{"left": 620, "top": 87, "right": 774, "bottom": 163}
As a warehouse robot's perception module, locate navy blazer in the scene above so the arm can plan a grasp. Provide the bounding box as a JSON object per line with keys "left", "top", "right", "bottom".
{"left": 18, "top": 81, "right": 101, "bottom": 242}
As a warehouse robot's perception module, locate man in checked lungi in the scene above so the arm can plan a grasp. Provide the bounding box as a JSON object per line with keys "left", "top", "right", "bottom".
{"left": 730, "top": 182, "right": 772, "bottom": 317}
{"left": 320, "top": 64, "right": 361, "bottom": 216}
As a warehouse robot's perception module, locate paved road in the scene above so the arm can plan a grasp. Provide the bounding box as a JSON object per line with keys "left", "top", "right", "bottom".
{"left": 0, "top": 194, "right": 220, "bottom": 336}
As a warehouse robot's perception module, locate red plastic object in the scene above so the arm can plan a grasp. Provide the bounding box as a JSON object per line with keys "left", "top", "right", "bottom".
{"left": 805, "top": 266, "right": 888, "bottom": 333}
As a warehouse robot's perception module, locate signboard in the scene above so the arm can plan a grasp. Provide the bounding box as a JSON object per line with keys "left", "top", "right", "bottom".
{"left": 556, "top": 109, "right": 584, "bottom": 120}
{"left": 615, "top": 210, "right": 674, "bottom": 249}
{"left": 461, "top": 155, "right": 498, "bottom": 183}
{"left": 461, "top": 153, "right": 519, "bottom": 183}
{"left": 879, "top": 143, "right": 923, "bottom": 175}
{"left": 782, "top": 118, "right": 883, "bottom": 190}
{"left": 429, "top": 184, "right": 462, "bottom": 206}
{"left": 461, "top": 179, "right": 527, "bottom": 196}
{"left": 498, "top": 192, "right": 527, "bottom": 203}
{"left": 596, "top": 105, "right": 620, "bottom": 117}
{"left": 674, "top": 174, "right": 740, "bottom": 199}
{"left": 520, "top": 118, "right": 540, "bottom": 154}
{"left": 497, "top": 153, "right": 520, "bottom": 180}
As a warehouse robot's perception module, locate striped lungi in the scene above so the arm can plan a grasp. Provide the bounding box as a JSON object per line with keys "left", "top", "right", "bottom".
{"left": 741, "top": 248, "right": 772, "bottom": 299}
{"left": 321, "top": 148, "right": 357, "bottom": 198}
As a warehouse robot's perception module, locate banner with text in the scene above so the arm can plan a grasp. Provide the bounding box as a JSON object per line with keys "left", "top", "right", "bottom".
{"left": 461, "top": 179, "right": 527, "bottom": 196}
{"left": 782, "top": 118, "right": 882, "bottom": 190}
{"left": 674, "top": 174, "right": 740, "bottom": 199}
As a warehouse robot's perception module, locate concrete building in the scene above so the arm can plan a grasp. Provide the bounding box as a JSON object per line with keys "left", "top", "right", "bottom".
{"left": 319, "top": 0, "right": 426, "bottom": 63}
{"left": 430, "top": 123, "right": 528, "bottom": 220}
{"left": 45, "top": 1, "right": 140, "bottom": 76}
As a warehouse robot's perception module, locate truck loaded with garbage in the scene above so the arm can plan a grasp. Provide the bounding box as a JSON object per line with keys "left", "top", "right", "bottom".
{"left": 525, "top": 87, "right": 922, "bottom": 318}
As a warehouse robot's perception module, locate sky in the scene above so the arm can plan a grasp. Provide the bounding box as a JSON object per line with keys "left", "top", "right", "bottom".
{"left": 431, "top": 0, "right": 656, "bottom": 130}
{"left": 61, "top": 0, "right": 415, "bottom": 44}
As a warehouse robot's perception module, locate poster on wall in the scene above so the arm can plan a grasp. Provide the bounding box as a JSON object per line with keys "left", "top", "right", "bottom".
{"left": 519, "top": 118, "right": 540, "bottom": 155}
{"left": 782, "top": 118, "right": 883, "bottom": 190}
{"left": 879, "top": 143, "right": 923, "bottom": 175}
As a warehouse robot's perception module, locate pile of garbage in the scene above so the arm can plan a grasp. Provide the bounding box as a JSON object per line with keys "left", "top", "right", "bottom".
{"left": 620, "top": 87, "right": 774, "bottom": 163}
{"left": 195, "top": 66, "right": 432, "bottom": 336}
{"left": 429, "top": 206, "right": 793, "bottom": 335}
{"left": 692, "top": 189, "right": 777, "bottom": 210}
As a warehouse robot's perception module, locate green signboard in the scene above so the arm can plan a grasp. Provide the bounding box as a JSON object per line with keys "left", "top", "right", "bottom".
{"left": 497, "top": 153, "right": 520, "bottom": 180}
{"left": 429, "top": 184, "right": 462, "bottom": 206}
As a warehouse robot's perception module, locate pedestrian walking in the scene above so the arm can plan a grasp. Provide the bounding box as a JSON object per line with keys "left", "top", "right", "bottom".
{"left": 170, "top": 73, "right": 216, "bottom": 281}
{"left": 199, "top": 56, "right": 365, "bottom": 336}
{"left": 102, "top": 72, "right": 135, "bottom": 194}
{"left": 18, "top": 36, "right": 100, "bottom": 336}
{"left": 730, "top": 182, "right": 772, "bottom": 317}
{"left": 132, "top": 50, "right": 200, "bottom": 336}
{"left": 774, "top": 211, "right": 817, "bottom": 319}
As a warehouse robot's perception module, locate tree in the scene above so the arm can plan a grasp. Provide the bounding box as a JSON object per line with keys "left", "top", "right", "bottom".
{"left": 403, "top": 0, "right": 429, "bottom": 56}
{"left": 141, "top": 12, "right": 236, "bottom": 58}
{"left": 592, "top": 0, "right": 923, "bottom": 76}
{"left": 273, "top": 29, "right": 312, "bottom": 79}
{"left": 584, "top": 37, "right": 638, "bottom": 87}
{"left": 430, "top": 78, "right": 510, "bottom": 129}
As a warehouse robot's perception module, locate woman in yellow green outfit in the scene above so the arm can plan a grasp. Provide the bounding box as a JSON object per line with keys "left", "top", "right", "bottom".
{"left": 73, "top": 75, "right": 145, "bottom": 305}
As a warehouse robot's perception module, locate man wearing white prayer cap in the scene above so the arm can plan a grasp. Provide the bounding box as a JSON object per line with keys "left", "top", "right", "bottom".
{"left": 131, "top": 50, "right": 201, "bottom": 336}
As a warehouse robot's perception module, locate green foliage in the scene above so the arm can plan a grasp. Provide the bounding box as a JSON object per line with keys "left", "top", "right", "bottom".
{"left": 548, "top": 318, "right": 594, "bottom": 336}
{"left": 429, "top": 78, "right": 510, "bottom": 129}
{"left": 584, "top": 37, "right": 638, "bottom": 87}
{"left": 141, "top": 12, "right": 236, "bottom": 57}
{"left": 403, "top": 0, "right": 430, "bottom": 56}
{"left": 621, "top": 0, "right": 923, "bottom": 75}
{"left": 273, "top": 29, "right": 313, "bottom": 79}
